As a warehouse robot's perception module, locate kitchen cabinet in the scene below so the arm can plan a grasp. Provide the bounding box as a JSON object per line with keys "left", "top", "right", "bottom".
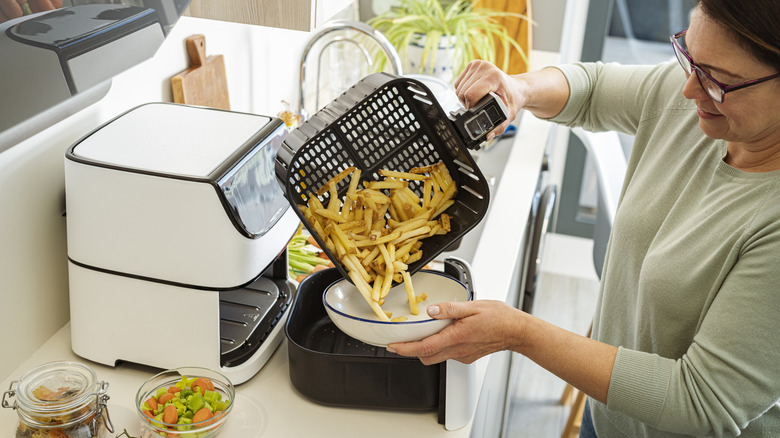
{"left": 470, "top": 270, "right": 524, "bottom": 438}
{"left": 184, "top": 0, "right": 357, "bottom": 31}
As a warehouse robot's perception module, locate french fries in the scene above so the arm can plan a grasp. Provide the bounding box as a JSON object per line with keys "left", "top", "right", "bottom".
{"left": 298, "top": 162, "right": 457, "bottom": 321}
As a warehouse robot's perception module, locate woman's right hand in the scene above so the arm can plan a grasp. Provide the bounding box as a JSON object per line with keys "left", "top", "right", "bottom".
{"left": 454, "top": 59, "right": 571, "bottom": 127}
{"left": 1, "top": 0, "right": 62, "bottom": 23}
{"left": 454, "top": 60, "right": 527, "bottom": 140}
{"left": 0, "top": 0, "right": 24, "bottom": 22}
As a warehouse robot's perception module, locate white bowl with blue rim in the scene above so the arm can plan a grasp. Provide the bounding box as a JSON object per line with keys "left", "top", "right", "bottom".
{"left": 323, "top": 270, "right": 473, "bottom": 347}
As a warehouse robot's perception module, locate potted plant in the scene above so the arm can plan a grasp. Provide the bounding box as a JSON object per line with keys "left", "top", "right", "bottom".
{"left": 368, "top": 0, "right": 530, "bottom": 83}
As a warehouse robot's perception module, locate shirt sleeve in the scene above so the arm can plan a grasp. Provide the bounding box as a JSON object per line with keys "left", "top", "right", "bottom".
{"left": 547, "top": 61, "right": 684, "bottom": 136}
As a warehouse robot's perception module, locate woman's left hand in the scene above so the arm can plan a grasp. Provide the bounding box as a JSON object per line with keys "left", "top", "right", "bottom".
{"left": 387, "top": 300, "right": 526, "bottom": 365}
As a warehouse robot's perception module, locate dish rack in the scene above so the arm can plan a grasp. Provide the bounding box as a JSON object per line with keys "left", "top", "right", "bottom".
{"left": 275, "top": 72, "right": 508, "bottom": 282}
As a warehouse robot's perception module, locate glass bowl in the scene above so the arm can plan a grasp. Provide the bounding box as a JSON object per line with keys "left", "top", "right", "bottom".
{"left": 135, "top": 367, "right": 234, "bottom": 438}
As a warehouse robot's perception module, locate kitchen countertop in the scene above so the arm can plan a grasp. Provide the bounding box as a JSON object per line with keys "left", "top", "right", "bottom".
{"left": 1, "top": 53, "right": 557, "bottom": 437}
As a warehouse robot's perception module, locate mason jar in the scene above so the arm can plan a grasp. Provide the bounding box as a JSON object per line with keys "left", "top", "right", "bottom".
{"left": 2, "top": 361, "right": 113, "bottom": 438}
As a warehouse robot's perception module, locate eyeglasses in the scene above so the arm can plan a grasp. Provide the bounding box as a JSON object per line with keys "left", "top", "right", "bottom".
{"left": 670, "top": 29, "right": 780, "bottom": 103}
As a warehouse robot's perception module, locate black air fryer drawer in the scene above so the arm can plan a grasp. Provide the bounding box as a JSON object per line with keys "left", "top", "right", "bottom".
{"left": 285, "top": 268, "right": 444, "bottom": 411}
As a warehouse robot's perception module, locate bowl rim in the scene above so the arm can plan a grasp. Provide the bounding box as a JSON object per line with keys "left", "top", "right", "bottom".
{"left": 322, "top": 269, "right": 472, "bottom": 325}
{"left": 134, "top": 366, "right": 235, "bottom": 430}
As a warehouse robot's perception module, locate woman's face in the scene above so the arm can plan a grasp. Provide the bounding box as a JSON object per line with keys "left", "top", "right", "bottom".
{"left": 682, "top": 8, "right": 780, "bottom": 151}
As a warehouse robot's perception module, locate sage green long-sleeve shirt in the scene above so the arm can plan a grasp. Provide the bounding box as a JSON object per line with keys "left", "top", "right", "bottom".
{"left": 549, "top": 61, "right": 780, "bottom": 437}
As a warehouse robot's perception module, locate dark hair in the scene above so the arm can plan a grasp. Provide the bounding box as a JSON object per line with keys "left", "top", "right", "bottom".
{"left": 698, "top": 0, "right": 780, "bottom": 73}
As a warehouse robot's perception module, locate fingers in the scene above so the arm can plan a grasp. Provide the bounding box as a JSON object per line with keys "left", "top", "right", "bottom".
{"left": 487, "top": 120, "right": 512, "bottom": 141}
{"left": 387, "top": 330, "right": 454, "bottom": 364}
{"left": 425, "top": 301, "right": 473, "bottom": 320}
{"left": 454, "top": 60, "right": 499, "bottom": 109}
{"left": 388, "top": 300, "right": 525, "bottom": 365}
{"left": 0, "top": 0, "right": 61, "bottom": 23}
{"left": 28, "top": 0, "right": 55, "bottom": 13}
{"left": 452, "top": 62, "right": 475, "bottom": 92}
{"left": 453, "top": 60, "right": 524, "bottom": 130}
{"left": 388, "top": 301, "right": 477, "bottom": 361}
{"left": 0, "top": 0, "right": 23, "bottom": 21}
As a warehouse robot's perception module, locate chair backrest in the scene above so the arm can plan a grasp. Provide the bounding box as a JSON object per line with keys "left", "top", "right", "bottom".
{"left": 571, "top": 128, "right": 628, "bottom": 278}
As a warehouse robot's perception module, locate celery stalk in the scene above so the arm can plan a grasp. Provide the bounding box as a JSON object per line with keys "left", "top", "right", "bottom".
{"left": 289, "top": 259, "right": 315, "bottom": 274}
{"left": 289, "top": 252, "right": 328, "bottom": 266}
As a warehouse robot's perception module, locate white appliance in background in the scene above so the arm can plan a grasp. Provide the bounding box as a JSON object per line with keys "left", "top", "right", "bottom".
{"left": 0, "top": 3, "right": 169, "bottom": 150}
{"left": 65, "top": 102, "right": 300, "bottom": 384}
{"left": 403, "top": 73, "right": 462, "bottom": 114}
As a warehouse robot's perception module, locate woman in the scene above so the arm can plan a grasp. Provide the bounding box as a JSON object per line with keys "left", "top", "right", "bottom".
{"left": 387, "top": 0, "right": 780, "bottom": 436}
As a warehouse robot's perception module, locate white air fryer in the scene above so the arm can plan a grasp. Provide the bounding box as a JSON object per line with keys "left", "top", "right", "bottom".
{"left": 65, "top": 103, "right": 300, "bottom": 384}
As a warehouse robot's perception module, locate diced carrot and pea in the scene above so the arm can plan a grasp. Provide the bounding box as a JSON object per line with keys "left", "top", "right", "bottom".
{"left": 142, "top": 376, "right": 229, "bottom": 432}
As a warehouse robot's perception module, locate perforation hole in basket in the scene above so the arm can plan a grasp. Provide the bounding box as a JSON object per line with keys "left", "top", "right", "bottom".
{"left": 372, "top": 134, "right": 443, "bottom": 199}
{"left": 336, "top": 86, "right": 420, "bottom": 170}
{"left": 453, "top": 158, "right": 476, "bottom": 176}
{"left": 411, "top": 93, "right": 433, "bottom": 107}
{"left": 450, "top": 157, "right": 485, "bottom": 217}
{"left": 289, "top": 132, "right": 352, "bottom": 202}
{"left": 433, "top": 118, "right": 461, "bottom": 155}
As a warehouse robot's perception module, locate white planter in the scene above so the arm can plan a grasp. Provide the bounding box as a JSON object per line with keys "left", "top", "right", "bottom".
{"left": 404, "top": 33, "right": 460, "bottom": 83}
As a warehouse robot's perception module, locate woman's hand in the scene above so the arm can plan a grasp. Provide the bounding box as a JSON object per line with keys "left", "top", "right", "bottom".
{"left": 1, "top": 0, "right": 62, "bottom": 23}
{"left": 387, "top": 300, "right": 526, "bottom": 365}
{"left": 29, "top": 0, "right": 62, "bottom": 14}
{"left": 389, "top": 298, "right": 617, "bottom": 404}
{"left": 0, "top": 0, "right": 25, "bottom": 22}
{"left": 454, "top": 60, "right": 526, "bottom": 140}
{"left": 454, "top": 60, "right": 571, "bottom": 130}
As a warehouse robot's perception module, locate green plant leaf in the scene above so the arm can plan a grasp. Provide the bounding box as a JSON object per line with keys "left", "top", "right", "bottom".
{"left": 367, "top": 0, "right": 532, "bottom": 79}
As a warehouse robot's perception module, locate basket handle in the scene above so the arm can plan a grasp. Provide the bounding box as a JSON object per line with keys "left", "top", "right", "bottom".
{"left": 449, "top": 92, "right": 509, "bottom": 150}
{"left": 443, "top": 257, "right": 475, "bottom": 299}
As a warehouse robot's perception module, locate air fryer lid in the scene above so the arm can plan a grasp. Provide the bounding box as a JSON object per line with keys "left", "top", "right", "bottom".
{"left": 67, "top": 103, "right": 290, "bottom": 238}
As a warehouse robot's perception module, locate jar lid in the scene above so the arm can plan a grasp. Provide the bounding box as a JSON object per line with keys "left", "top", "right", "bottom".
{"left": 13, "top": 361, "right": 100, "bottom": 420}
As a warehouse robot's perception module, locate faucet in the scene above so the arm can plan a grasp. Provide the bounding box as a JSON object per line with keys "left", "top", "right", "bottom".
{"left": 298, "top": 20, "right": 403, "bottom": 120}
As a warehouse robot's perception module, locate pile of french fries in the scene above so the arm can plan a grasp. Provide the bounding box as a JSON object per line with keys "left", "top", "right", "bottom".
{"left": 297, "top": 161, "right": 457, "bottom": 322}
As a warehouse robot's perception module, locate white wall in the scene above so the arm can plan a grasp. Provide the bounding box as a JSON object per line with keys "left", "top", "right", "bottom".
{"left": 531, "top": 0, "right": 568, "bottom": 53}
{"left": 0, "top": 16, "right": 311, "bottom": 381}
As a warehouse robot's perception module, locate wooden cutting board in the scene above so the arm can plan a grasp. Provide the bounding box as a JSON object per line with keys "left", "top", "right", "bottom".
{"left": 171, "top": 34, "right": 230, "bottom": 110}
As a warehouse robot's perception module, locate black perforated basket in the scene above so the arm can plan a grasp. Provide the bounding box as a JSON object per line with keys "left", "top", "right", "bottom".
{"left": 275, "top": 72, "right": 507, "bottom": 283}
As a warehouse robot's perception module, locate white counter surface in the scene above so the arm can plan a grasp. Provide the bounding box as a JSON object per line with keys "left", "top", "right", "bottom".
{"left": 1, "top": 53, "right": 556, "bottom": 437}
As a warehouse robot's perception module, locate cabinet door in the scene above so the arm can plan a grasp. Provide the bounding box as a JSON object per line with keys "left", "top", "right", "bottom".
{"left": 469, "top": 350, "right": 512, "bottom": 438}
{"left": 185, "top": 0, "right": 355, "bottom": 32}
{"left": 470, "top": 240, "right": 526, "bottom": 438}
